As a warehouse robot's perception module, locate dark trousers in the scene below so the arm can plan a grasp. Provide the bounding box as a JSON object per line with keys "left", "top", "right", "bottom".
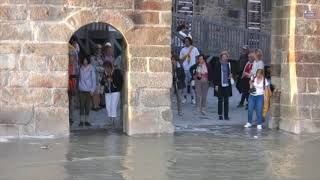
{"left": 79, "top": 91, "right": 91, "bottom": 116}
{"left": 218, "top": 87, "right": 230, "bottom": 118}
{"left": 240, "top": 92, "right": 249, "bottom": 105}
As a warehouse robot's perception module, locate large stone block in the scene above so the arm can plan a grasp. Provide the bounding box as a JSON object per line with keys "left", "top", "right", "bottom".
{"left": 1, "top": 88, "right": 52, "bottom": 107}
{"left": 140, "top": 88, "right": 171, "bottom": 107}
{"left": 125, "top": 27, "right": 170, "bottom": 45}
{"left": 134, "top": 0, "right": 171, "bottom": 11}
{"left": 0, "top": 43, "right": 21, "bottom": 54}
{"left": 30, "top": 5, "right": 71, "bottom": 21}
{"left": 8, "top": 71, "right": 29, "bottom": 87}
{"left": 97, "top": 10, "right": 134, "bottom": 34}
{"left": 0, "top": 105, "right": 34, "bottom": 125}
{"left": 53, "top": 88, "right": 68, "bottom": 107}
{"left": 149, "top": 57, "right": 171, "bottom": 72}
{"left": 48, "top": 55, "right": 69, "bottom": 71}
{"left": 128, "top": 11, "right": 159, "bottom": 24}
{"left": 28, "top": 72, "right": 68, "bottom": 88}
{"left": 29, "top": 0, "right": 66, "bottom": 5}
{"left": 0, "top": 0, "right": 27, "bottom": 4}
{"left": 0, "top": 23, "right": 32, "bottom": 41}
{"left": 160, "top": 11, "right": 171, "bottom": 26}
{"left": 35, "top": 107, "right": 69, "bottom": 136}
{"left": 0, "top": 71, "right": 9, "bottom": 87}
{"left": 0, "top": 5, "right": 27, "bottom": 20}
{"left": 129, "top": 72, "right": 172, "bottom": 88}
{"left": 22, "top": 43, "right": 68, "bottom": 55}
{"left": 35, "top": 23, "right": 72, "bottom": 42}
{"left": 20, "top": 55, "right": 48, "bottom": 72}
{"left": 66, "top": 10, "right": 97, "bottom": 31}
{"left": 0, "top": 54, "right": 17, "bottom": 70}
{"left": 129, "top": 57, "right": 148, "bottom": 72}
{"left": 95, "top": 0, "right": 132, "bottom": 9}
{"left": 130, "top": 46, "right": 170, "bottom": 57}
{"left": 67, "top": 0, "right": 94, "bottom": 6}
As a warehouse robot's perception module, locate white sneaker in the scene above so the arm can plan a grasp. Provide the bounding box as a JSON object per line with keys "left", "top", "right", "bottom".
{"left": 257, "top": 125, "right": 263, "bottom": 130}
{"left": 191, "top": 99, "right": 196, "bottom": 105}
{"left": 244, "top": 123, "right": 252, "bottom": 128}
{"left": 181, "top": 98, "right": 187, "bottom": 104}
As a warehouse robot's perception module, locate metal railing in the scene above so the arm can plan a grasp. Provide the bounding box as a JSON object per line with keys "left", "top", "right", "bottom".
{"left": 172, "top": 13, "right": 271, "bottom": 64}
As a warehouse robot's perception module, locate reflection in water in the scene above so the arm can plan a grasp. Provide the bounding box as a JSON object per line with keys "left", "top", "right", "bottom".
{"left": 0, "top": 127, "right": 319, "bottom": 180}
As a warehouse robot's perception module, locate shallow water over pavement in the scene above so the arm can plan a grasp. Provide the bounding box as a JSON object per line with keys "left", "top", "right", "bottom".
{"left": 0, "top": 127, "right": 320, "bottom": 180}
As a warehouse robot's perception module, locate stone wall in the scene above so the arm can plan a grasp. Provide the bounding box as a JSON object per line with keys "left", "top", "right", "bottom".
{"left": 270, "top": 0, "right": 320, "bottom": 133}
{"left": 193, "top": 0, "right": 272, "bottom": 32}
{"left": 0, "top": 0, "right": 174, "bottom": 136}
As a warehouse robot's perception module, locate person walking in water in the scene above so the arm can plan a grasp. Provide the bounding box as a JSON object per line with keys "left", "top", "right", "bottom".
{"left": 171, "top": 55, "right": 186, "bottom": 116}
{"left": 213, "top": 51, "right": 233, "bottom": 120}
{"left": 101, "top": 61, "right": 123, "bottom": 128}
{"left": 194, "top": 54, "right": 209, "bottom": 115}
{"left": 244, "top": 69, "right": 270, "bottom": 130}
{"left": 179, "top": 37, "right": 199, "bottom": 105}
{"left": 78, "top": 56, "right": 96, "bottom": 127}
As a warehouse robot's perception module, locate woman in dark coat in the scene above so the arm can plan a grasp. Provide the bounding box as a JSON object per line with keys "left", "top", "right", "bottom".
{"left": 172, "top": 55, "right": 186, "bottom": 116}
{"left": 212, "top": 51, "right": 233, "bottom": 120}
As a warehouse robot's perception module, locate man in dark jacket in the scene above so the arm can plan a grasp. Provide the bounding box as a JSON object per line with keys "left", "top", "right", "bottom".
{"left": 172, "top": 55, "right": 186, "bottom": 116}
{"left": 237, "top": 45, "right": 249, "bottom": 107}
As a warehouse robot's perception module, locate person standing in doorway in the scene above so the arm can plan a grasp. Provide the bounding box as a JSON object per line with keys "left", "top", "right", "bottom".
{"left": 213, "top": 51, "right": 233, "bottom": 120}
{"left": 237, "top": 45, "right": 249, "bottom": 107}
{"left": 78, "top": 56, "right": 96, "bottom": 127}
{"left": 179, "top": 37, "right": 200, "bottom": 105}
{"left": 194, "top": 54, "right": 209, "bottom": 115}
{"left": 244, "top": 69, "right": 270, "bottom": 130}
{"left": 101, "top": 61, "right": 123, "bottom": 128}
{"left": 172, "top": 55, "right": 186, "bottom": 116}
{"left": 90, "top": 44, "right": 105, "bottom": 111}
{"left": 103, "top": 42, "right": 115, "bottom": 64}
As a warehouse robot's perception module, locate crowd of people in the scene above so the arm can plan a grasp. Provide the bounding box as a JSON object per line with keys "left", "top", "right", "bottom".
{"left": 172, "top": 36, "right": 272, "bottom": 130}
{"left": 68, "top": 39, "right": 123, "bottom": 128}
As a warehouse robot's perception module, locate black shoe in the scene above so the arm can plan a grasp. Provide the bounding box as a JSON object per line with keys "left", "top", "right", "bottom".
{"left": 245, "top": 104, "right": 248, "bottom": 110}
{"left": 219, "top": 116, "right": 223, "bottom": 120}
{"left": 85, "top": 122, "right": 91, "bottom": 126}
{"left": 79, "top": 122, "right": 84, "bottom": 126}
{"left": 224, "top": 117, "right": 230, "bottom": 121}
{"left": 99, "top": 104, "right": 106, "bottom": 108}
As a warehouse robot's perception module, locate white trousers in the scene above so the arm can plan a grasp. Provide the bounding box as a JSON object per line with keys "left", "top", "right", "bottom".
{"left": 105, "top": 92, "right": 120, "bottom": 118}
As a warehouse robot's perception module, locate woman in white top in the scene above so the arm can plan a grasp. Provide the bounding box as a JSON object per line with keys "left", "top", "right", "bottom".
{"left": 250, "top": 49, "right": 264, "bottom": 77}
{"left": 244, "top": 69, "right": 270, "bottom": 130}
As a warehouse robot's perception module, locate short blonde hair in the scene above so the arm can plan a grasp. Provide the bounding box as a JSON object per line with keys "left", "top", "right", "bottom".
{"left": 255, "top": 49, "right": 263, "bottom": 60}
{"left": 219, "top": 51, "right": 230, "bottom": 59}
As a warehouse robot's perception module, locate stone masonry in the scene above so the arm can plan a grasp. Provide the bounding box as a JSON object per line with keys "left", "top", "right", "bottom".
{"left": 270, "top": 0, "right": 320, "bottom": 133}
{"left": 0, "top": 0, "right": 174, "bottom": 136}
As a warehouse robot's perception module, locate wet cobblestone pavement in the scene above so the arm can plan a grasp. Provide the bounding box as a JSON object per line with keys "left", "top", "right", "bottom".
{"left": 1, "top": 127, "right": 320, "bottom": 180}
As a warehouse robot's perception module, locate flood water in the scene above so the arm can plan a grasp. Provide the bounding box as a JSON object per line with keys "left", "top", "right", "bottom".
{"left": 1, "top": 127, "right": 320, "bottom": 180}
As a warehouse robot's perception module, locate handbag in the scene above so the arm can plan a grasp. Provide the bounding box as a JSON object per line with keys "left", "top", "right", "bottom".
{"left": 229, "top": 63, "right": 235, "bottom": 85}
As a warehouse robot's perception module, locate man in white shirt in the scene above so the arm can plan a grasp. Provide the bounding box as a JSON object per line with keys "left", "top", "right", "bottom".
{"left": 179, "top": 37, "right": 200, "bottom": 104}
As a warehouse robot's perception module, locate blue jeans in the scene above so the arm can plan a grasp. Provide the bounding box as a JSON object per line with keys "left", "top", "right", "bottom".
{"left": 248, "top": 95, "right": 264, "bottom": 125}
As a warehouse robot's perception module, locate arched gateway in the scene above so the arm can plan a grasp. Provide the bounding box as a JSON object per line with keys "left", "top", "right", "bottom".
{"left": 0, "top": 2, "right": 173, "bottom": 136}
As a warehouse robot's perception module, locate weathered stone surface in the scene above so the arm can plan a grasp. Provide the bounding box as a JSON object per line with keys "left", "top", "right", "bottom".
{"left": 35, "top": 107, "right": 69, "bottom": 136}
{"left": 67, "top": 0, "right": 93, "bottom": 7}
{"left": 30, "top": 6, "right": 70, "bottom": 21}
{"left": 0, "top": 43, "right": 21, "bottom": 54}
{"left": 161, "top": 108, "right": 172, "bottom": 122}
{"left": 35, "top": 23, "right": 72, "bottom": 42}
{"left": 160, "top": 11, "right": 171, "bottom": 26}
{"left": 96, "top": 0, "right": 132, "bottom": 9}
{"left": 0, "top": 0, "right": 26, "bottom": 4}
{"left": 128, "top": 11, "right": 159, "bottom": 25}
{"left": 28, "top": 72, "right": 68, "bottom": 88}
{"left": 129, "top": 57, "right": 148, "bottom": 72}
{"left": 29, "top": 0, "right": 66, "bottom": 5}
{"left": 48, "top": 55, "right": 68, "bottom": 71}
{"left": 8, "top": 71, "right": 29, "bottom": 87}
{"left": 0, "top": 105, "right": 34, "bottom": 124}
{"left": 125, "top": 27, "right": 170, "bottom": 45}
{"left": 23, "top": 43, "right": 68, "bottom": 55}
{"left": 134, "top": 0, "right": 171, "bottom": 11}
{"left": 0, "top": 124, "right": 19, "bottom": 136}
{"left": 66, "top": 10, "right": 97, "bottom": 31}
{"left": 97, "top": 10, "right": 134, "bottom": 34}
{"left": 20, "top": 55, "right": 48, "bottom": 71}
{"left": 140, "top": 88, "right": 170, "bottom": 107}
{"left": 149, "top": 57, "right": 171, "bottom": 72}
{"left": 0, "top": 23, "right": 32, "bottom": 41}
{"left": 0, "top": 5, "right": 27, "bottom": 20}
{"left": 129, "top": 72, "right": 172, "bottom": 88}
{"left": 53, "top": 88, "right": 68, "bottom": 107}
{"left": 130, "top": 46, "right": 170, "bottom": 57}
{"left": 307, "top": 78, "right": 318, "bottom": 93}
{"left": 0, "top": 54, "right": 17, "bottom": 70}
{"left": 0, "top": 71, "right": 9, "bottom": 87}
{"left": 1, "top": 88, "right": 52, "bottom": 106}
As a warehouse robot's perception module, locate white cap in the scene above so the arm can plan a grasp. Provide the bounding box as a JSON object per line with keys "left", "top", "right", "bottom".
{"left": 105, "top": 42, "right": 112, "bottom": 47}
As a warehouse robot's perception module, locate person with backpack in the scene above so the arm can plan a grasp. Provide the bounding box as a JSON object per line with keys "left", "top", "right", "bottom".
{"left": 171, "top": 55, "right": 186, "bottom": 116}
{"left": 244, "top": 69, "right": 271, "bottom": 130}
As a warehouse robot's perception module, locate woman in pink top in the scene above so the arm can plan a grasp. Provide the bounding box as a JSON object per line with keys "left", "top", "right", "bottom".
{"left": 194, "top": 54, "right": 209, "bottom": 115}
